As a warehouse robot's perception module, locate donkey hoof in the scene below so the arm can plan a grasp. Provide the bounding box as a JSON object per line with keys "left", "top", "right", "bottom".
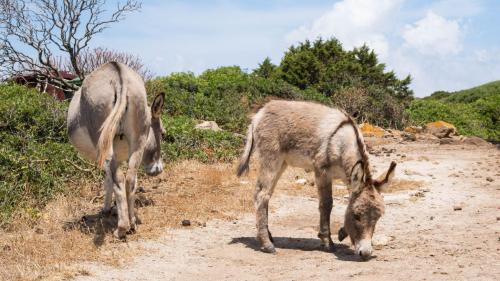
{"left": 319, "top": 238, "right": 335, "bottom": 251}
{"left": 321, "top": 241, "right": 336, "bottom": 252}
{"left": 261, "top": 244, "right": 276, "bottom": 254}
{"left": 113, "top": 228, "right": 128, "bottom": 240}
{"left": 127, "top": 223, "right": 137, "bottom": 234}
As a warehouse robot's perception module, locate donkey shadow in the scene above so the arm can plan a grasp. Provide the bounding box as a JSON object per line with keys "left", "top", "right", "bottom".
{"left": 230, "top": 236, "right": 366, "bottom": 262}
{"left": 62, "top": 192, "right": 153, "bottom": 247}
{"left": 63, "top": 208, "right": 118, "bottom": 247}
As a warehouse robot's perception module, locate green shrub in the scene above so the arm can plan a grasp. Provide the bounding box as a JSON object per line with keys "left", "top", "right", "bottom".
{"left": 406, "top": 97, "right": 499, "bottom": 140}
{"left": 161, "top": 115, "right": 242, "bottom": 162}
{"left": 0, "top": 84, "right": 98, "bottom": 225}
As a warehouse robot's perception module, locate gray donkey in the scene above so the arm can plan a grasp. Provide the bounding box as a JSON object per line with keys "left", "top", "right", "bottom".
{"left": 237, "top": 100, "right": 396, "bottom": 259}
{"left": 67, "top": 62, "right": 165, "bottom": 238}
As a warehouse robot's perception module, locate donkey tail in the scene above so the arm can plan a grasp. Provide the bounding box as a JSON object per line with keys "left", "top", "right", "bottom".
{"left": 96, "top": 77, "right": 128, "bottom": 168}
{"left": 236, "top": 122, "right": 254, "bottom": 177}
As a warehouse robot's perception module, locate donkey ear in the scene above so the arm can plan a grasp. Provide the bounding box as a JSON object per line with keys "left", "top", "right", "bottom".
{"left": 373, "top": 161, "right": 397, "bottom": 192}
{"left": 151, "top": 92, "right": 165, "bottom": 118}
{"left": 350, "top": 162, "right": 365, "bottom": 193}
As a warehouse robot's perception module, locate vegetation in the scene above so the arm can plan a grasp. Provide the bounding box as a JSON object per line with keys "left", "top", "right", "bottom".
{"left": 0, "top": 84, "right": 92, "bottom": 225}
{"left": 147, "top": 39, "right": 414, "bottom": 131}
{"left": 0, "top": 84, "right": 241, "bottom": 225}
{"left": 407, "top": 81, "right": 500, "bottom": 140}
{"left": 2, "top": 37, "right": 498, "bottom": 226}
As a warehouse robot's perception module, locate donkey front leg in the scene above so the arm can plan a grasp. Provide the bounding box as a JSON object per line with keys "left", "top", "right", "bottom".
{"left": 315, "top": 171, "right": 334, "bottom": 251}
{"left": 108, "top": 159, "right": 130, "bottom": 239}
{"left": 254, "top": 158, "right": 285, "bottom": 253}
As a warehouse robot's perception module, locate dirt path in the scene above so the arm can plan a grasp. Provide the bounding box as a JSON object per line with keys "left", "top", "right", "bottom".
{"left": 74, "top": 143, "right": 500, "bottom": 281}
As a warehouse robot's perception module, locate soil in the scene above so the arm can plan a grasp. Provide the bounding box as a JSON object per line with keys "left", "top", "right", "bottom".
{"left": 72, "top": 141, "right": 500, "bottom": 281}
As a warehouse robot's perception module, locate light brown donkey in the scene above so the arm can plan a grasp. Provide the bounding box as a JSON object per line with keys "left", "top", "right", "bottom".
{"left": 67, "top": 62, "right": 166, "bottom": 238}
{"left": 237, "top": 100, "right": 396, "bottom": 259}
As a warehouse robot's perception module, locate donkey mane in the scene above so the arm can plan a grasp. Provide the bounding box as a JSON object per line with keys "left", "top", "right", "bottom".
{"left": 324, "top": 111, "right": 372, "bottom": 183}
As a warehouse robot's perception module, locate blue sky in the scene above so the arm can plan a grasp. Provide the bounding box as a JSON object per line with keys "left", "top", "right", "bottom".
{"left": 92, "top": 0, "right": 500, "bottom": 97}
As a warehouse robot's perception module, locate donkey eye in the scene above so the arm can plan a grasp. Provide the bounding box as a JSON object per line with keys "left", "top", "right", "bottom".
{"left": 354, "top": 214, "right": 361, "bottom": 221}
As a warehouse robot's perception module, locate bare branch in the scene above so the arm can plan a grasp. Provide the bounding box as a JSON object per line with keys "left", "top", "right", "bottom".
{"left": 0, "top": 0, "right": 141, "bottom": 89}
{"left": 65, "top": 47, "right": 154, "bottom": 81}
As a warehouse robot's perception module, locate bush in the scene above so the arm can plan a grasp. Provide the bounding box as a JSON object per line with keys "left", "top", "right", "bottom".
{"left": 410, "top": 81, "right": 499, "bottom": 140}
{"left": 406, "top": 97, "right": 499, "bottom": 140}
{"left": 0, "top": 84, "right": 97, "bottom": 225}
{"left": 0, "top": 84, "right": 244, "bottom": 224}
{"left": 162, "top": 115, "right": 243, "bottom": 162}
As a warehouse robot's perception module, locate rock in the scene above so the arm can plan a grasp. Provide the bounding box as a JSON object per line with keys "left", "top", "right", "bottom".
{"left": 486, "top": 177, "right": 494, "bottom": 182}
{"left": 195, "top": 121, "right": 222, "bottom": 131}
{"left": 404, "top": 169, "right": 423, "bottom": 176}
{"left": 359, "top": 123, "right": 386, "bottom": 138}
{"left": 404, "top": 126, "right": 423, "bottom": 134}
{"left": 181, "top": 219, "right": 191, "bottom": 226}
{"left": 295, "top": 178, "right": 307, "bottom": 185}
{"left": 462, "top": 136, "right": 489, "bottom": 146}
{"left": 239, "top": 180, "right": 249, "bottom": 185}
{"left": 439, "top": 138, "right": 455, "bottom": 145}
{"left": 424, "top": 121, "right": 457, "bottom": 138}
{"left": 135, "top": 194, "right": 154, "bottom": 207}
{"left": 453, "top": 206, "right": 462, "bottom": 211}
{"left": 402, "top": 132, "right": 416, "bottom": 141}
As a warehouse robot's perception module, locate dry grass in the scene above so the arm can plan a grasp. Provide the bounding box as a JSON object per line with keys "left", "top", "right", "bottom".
{"left": 0, "top": 160, "right": 424, "bottom": 281}
{"left": 386, "top": 179, "right": 424, "bottom": 193}
{"left": 0, "top": 160, "right": 253, "bottom": 281}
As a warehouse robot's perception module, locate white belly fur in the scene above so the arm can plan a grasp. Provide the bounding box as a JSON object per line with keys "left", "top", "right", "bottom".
{"left": 70, "top": 127, "right": 129, "bottom": 163}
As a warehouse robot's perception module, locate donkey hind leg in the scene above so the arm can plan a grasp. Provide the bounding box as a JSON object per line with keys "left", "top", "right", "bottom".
{"left": 101, "top": 172, "right": 114, "bottom": 216}
{"left": 254, "top": 158, "right": 285, "bottom": 253}
{"left": 108, "top": 159, "right": 130, "bottom": 239}
{"left": 125, "top": 148, "right": 144, "bottom": 234}
{"left": 315, "top": 170, "right": 335, "bottom": 251}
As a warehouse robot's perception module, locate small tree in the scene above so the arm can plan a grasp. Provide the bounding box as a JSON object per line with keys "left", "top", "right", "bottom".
{"left": 69, "top": 47, "right": 154, "bottom": 81}
{"left": 0, "top": 0, "right": 141, "bottom": 89}
{"left": 253, "top": 57, "right": 277, "bottom": 79}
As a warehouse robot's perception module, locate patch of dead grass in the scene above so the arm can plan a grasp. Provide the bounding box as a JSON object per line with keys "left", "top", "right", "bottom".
{"left": 0, "top": 159, "right": 424, "bottom": 281}
{"left": 386, "top": 179, "right": 425, "bottom": 193}
{"left": 0, "top": 160, "right": 253, "bottom": 281}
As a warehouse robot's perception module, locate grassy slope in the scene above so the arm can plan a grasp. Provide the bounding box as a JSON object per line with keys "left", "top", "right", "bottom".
{"left": 426, "top": 80, "right": 500, "bottom": 103}
{"left": 408, "top": 81, "right": 500, "bottom": 141}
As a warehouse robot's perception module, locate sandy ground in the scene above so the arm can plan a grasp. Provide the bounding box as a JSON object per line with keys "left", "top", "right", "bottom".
{"left": 72, "top": 142, "right": 500, "bottom": 281}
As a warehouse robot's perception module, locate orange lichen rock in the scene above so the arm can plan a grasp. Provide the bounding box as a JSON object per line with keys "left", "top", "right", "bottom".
{"left": 424, "top": 121, "right": 457, "bottom": 138}
{"left": 359, "top": 123, "right": 385, "bottom": 137}
{"left": 404, "top": 126, "right": 423, "bottom": 134}
{"left": 425, "top": 121, "right": 456, "bottom": 130}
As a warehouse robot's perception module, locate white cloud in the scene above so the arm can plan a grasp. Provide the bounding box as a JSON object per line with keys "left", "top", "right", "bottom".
{"left": 402, "top": 11, "right": 463, "bottom": 56}
{"left": 286, "top": 0, "right": 403, "bottom": 59}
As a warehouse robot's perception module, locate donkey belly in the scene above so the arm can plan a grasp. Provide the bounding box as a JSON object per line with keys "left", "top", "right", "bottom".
{"left": 284, "top": 152, "right": 314, "bottom": 170}
{"left": 69, "top": 126, "right": 98, "bottom": 162}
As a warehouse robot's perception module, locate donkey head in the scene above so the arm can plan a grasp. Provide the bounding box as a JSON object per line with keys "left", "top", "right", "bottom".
{"left": 143, "top": 92, "right": 166, "bottom": 176}
{"left": 341, "top": 161, "right": 396, "bottom": 260}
